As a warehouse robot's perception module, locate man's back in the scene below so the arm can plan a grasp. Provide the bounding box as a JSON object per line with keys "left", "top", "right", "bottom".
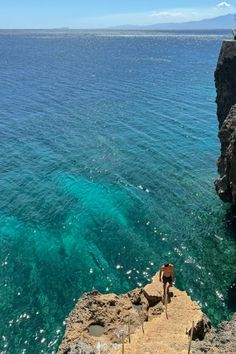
{"left": 161, "top": 263, "right": 174, "bottom": 277}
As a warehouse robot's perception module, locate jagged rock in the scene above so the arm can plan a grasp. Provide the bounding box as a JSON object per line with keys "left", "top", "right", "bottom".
{"left": 192, "top": 313, "right": 236, "bottom": 353}
{"left": 57, "top": 290, "right": 143, "bottom": 354}
{"left": 62, "top": 342, "right": 96, "bottom": 354}
{"left": 111, "top": 287, "right": 210, "bottom": 354}
{"left": 147, "top": 301, "right": 164, "bottom": 320}
{"left": 215, "top": 40, "right": 236, "bottom": 128}
{"left": 213, "top": 36, "right": 236, "bottom": 354}
{"left": 57, "top": 272, "right": 209, "bottom": 354}
{"left": 143, "top": 272, "right": 163, "bottom": 306}
{"left": 127, "top": 287, "right": 148, "bottom": 308}
{"left": 188, "top": 314, "right": 212, "bottom": 340}
{"left": 215, "top": 40, "right": 236, "bottom": 202}
{"left": 215, "top": 104, "right": 236, "bottom": 202}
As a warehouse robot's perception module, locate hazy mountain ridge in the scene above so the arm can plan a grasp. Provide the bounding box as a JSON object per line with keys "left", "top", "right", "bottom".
{"left": 110, "top": 14, "right": 235, "bottom": 30}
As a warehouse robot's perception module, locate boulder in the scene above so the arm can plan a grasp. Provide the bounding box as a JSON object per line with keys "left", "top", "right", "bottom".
{"left": 143, "top": 272, "right": 163, "bottom": 306}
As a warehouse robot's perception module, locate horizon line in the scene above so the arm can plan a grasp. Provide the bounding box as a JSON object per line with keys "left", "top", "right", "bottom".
{"left": 0, "top": 27, "right": 232, "bottom": 30}
{"left": 0, "top": 13, "right": 234, "bottom": 31}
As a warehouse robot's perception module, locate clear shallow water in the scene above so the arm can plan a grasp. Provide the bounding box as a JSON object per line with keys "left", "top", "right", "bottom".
{"left": 0, "top": 29, "right": 235, "bottom": 353}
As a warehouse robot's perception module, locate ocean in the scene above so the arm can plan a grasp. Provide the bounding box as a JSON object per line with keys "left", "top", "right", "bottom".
{"left": 0, "top": 29, "right": 235, "bottom": 353}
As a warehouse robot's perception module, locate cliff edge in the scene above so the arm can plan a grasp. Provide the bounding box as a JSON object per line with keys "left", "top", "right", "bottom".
{"left": 57, "top": 272, "right": 210, "bottom": 354}
{"left": 215, "top": 40, "right": 236, "bottom": 202}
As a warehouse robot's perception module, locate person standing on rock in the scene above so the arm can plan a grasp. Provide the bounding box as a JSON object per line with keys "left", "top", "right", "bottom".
{"left": 159, "top": 262, "right": 175, "bottom": 300}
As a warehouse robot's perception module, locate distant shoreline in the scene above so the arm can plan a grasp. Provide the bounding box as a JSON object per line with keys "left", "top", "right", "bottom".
{"left": 0, "top": 28, "right": 232, "bottom": 31}
{"left": 0, "top": 13, "right": 234, "bottom": 32}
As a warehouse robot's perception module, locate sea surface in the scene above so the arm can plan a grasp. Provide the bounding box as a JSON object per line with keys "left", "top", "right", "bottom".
{"left": 0, "top": 29, "right": 235, "bottom": 353}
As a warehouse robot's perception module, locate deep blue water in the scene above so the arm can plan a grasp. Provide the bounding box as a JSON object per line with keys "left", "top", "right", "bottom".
{"left": 0, "top": 29, "right": 235, "bottom": 353}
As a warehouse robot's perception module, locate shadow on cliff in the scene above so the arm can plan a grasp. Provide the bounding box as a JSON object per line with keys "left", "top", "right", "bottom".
{"left": 225, "top": 205, "right": 236, "bottom": 312}
{"left": 227, "top": 282, "right": 236, "bottom": 312}
{"left": 225, "top": 205, "right": 236, "bottom": 240}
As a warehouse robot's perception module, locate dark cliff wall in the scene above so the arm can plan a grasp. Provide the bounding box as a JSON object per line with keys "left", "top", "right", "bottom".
{"left": 215, "top": 41, "right": 236, "bottom": 127}
{"left": 215, "top": 41, "right": 236, "bottom": 203}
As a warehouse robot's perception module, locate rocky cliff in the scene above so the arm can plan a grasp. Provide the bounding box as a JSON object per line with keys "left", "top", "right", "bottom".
{"left": 215, "top": 40, "right": 236, "bottom": 202}
{"left": 192, "top": 313, "right": 236, "bottom": 353}
{"left": 57, "top": 272, "right": 211, "bottom": 354}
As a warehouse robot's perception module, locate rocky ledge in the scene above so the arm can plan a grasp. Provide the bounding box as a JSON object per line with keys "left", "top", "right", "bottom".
{"left": 215, "top": 40, "right": 236, "bottom": 202}
{"left": 57, "top": 272, "right": 211, "bottom": 354}
{"left": 192, "top": 313, "right": 236, "bottom": 353}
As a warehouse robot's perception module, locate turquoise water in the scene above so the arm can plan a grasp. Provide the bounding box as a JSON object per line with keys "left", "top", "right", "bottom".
{"left": 0, "top": 30, "right": 235, "bottom": 353}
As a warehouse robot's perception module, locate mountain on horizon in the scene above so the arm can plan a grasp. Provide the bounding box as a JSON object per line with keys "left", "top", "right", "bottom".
{"left": 110, "top": 13, "right": 235, "bottom": 30}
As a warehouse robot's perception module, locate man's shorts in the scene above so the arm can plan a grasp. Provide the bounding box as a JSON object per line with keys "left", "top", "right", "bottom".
{"left": 163, "top": 276, "right": 172, "bottom": 285}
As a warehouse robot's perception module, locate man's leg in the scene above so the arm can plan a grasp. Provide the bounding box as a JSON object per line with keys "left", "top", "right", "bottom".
{"left": 166, "top": 282, "right": 172, "bottom": 302}
{"left": 166, "top": 282, "right": 171, "bottom": 293}
{"left": 163, "top": 282, "right": 167, "bottom": 302}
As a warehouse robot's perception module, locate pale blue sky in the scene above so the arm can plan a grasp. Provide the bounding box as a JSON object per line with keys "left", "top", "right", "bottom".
{"left": 0, "top": 0, "right": 235, "bottom": 28}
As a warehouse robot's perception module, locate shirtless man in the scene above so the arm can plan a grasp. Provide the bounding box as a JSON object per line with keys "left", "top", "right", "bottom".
{"left": 159, "top": 262, "right": 175, "bottom": 300}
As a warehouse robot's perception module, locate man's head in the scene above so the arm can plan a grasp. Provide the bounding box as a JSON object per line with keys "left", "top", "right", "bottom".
{"left": 164, "top": 262, "right": 169, "bottom": 267}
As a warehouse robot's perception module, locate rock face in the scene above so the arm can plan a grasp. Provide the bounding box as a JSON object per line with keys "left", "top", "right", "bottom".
{"left": 215, "top": 41, "right": 236, "bottom": 128}
{"left": 57, "top": 289, "right": 150, "bottom": 354}
{"left": 215, "top": 104, "right": 236, "bottom": 202}
{"left": 192, "top": 313, "right": 236, "bottom": 353}
{"left": 57, "top": 272, "right": 210, "bottom": 354}
{"left": 215, "top": 40, "right": 236, "bottom": 202}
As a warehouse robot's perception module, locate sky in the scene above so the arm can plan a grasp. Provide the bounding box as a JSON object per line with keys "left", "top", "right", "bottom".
{"left": 0, "top": 0, "right": 235, "bottom": 29}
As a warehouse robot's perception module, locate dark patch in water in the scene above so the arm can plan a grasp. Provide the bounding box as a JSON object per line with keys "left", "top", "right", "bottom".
{"left": 89, "top": 251, "right": 104, "bottom": 272}
{"left": 227, "top": 280, "right": 236, "bottom": 312}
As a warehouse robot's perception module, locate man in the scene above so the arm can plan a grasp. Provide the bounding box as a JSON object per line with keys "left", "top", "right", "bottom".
{"left": 159, "top": 262, "right": 175, "bottom": 300}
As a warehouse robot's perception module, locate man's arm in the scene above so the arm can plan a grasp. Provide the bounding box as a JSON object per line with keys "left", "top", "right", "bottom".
{"left": 171, "top": 265, "right": 175, "bottom": 282}
{"left": 159, "top": 266, "right": 164, "bottom": 282}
